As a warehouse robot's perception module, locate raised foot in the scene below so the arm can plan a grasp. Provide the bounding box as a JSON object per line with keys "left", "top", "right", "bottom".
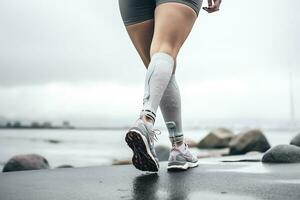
{"left": 125, "top": 130, "right": 159, "bottom": 172}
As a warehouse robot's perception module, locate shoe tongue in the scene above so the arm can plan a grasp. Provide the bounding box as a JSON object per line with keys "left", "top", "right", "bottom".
{"left": 140, "top": 117, "right": 153, "bottom": 130}
{"left": 177, "top": 143, "right": 187, "bottom": 153}
{"left": 145, "top": 121, "right": 153, "bottom": 130}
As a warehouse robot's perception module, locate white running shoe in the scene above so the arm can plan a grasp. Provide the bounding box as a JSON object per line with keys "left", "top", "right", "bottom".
{"left": 125, "top": 117, "right": 160, "bottom": 172}
{"left": 167, "top": 143, "right": 198, "bottom": 171}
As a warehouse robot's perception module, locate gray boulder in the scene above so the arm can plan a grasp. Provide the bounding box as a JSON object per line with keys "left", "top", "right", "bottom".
{"left": 56, "top": 165, "right": 74, "bottom": 168}
{"left": 112, "top": 159, "right": 132, "bottom": 165}
{"left": 2, "top": 154, "right": 50, "bottom": 172}
{"left": 185, "top": 138, "right": 198, "bottom": 148}
{"left": 155, "top": 145, "right": 170, "bottom": 161}
{"left": 229, "top": 129, "right": 271, "bottom": 155}
{"left": 262, "top": 144, "right": 300, "bottom": 163}
{"left": 198, "top": 128, "right": 234, "bottom": 148}
{"left": 290, "top": 133, "right": 300, "bottom": 147}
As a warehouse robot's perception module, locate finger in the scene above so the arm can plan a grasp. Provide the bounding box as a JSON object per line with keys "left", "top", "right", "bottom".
{"left": 203, "top": 7, "right": 209, "bottom": 12}
{"left": 203, "top": 6, "right": 219, "bottom": 13}
{"left": 214, "top": 0, "right": 222, "bottom": 8}
{"left": 209, "top": 4, "right": 220, "bottom": 11}
{"left": 208, "top": 0, "right": 212, "bottom": 7}
{"left": 203, "top": 7, "right": 213, "bottom": 13}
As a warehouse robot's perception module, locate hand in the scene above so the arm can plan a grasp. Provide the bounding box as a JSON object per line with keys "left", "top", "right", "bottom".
{"left": 203, "top": 0, "right": 222, "bottom": 13}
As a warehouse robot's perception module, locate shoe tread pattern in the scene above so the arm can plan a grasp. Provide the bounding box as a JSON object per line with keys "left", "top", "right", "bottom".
{"left": 125, "top": 130, "right": 158, "bottom": 172}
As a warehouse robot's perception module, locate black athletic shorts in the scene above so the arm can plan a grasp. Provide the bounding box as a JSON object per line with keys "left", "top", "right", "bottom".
{"left": 119, "top": 0, "right": 203, "bottom": 26}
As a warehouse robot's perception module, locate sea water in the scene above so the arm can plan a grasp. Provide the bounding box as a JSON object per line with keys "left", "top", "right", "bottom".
{"left": 0, "top": 128, "right": 297, "bottom": 171}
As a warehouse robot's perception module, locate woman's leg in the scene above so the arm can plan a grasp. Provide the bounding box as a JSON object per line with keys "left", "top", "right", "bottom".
{"left": 120, "top": 1, "right": 161, "bottom": 172}
{"left": 125, "top": 19, "right": 183, "bottom": 148}
{"left": 149, "top": 2, "right": 197, "bottom": 145}
{"left": 125, "top": 2, "right": 197, "bottom": 142}
{"left": 149, "top": 2, "right": 199, "bottom": 171}
{"left": 140, "top": 2, "right": 198, "bottom": 123}
{"left": 125, "top": 20, "right": 173, "bottom": 126}
{"left": 160, "top": 75, "right": 183, "bottom": 145}
{"left": 121, "top": 1, "right": 199, "bottom": 171}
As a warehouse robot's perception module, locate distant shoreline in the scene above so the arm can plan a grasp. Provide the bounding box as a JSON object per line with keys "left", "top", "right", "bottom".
{"left": 0, "top": 126, "right": 129, "bottom": 130}
{"left": 0, "top": 126, "right": 299, "bottom": 132}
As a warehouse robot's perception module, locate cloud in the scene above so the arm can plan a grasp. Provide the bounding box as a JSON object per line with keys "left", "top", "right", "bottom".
{"left": 0, "top": 0, "right": 299, "bottom": 86}
{"left": 0, "top": 76, "right": 298, "bottom": 127}
{"left": 0, "top": 0, "right": 299, "bottom": 126}
{"left": 0, "top": 0, "right": 143, "bottom": 86}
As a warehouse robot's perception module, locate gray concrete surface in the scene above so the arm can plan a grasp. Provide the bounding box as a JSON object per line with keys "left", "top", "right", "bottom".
{"left": 0, "top": 155, "right": 300, "bottom": 200}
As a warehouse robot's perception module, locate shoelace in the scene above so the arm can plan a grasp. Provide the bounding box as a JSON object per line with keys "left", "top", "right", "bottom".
{"left": 148, "top": 128, "right": 161, "bottom": 143}
{"left": 171, "top": 143, "right": 189, "bottom": 153}
{"left": 138, "top": 116, "right": 161, "bottom": 143}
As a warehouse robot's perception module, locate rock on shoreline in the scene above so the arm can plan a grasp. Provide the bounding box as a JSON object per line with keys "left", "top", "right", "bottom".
{"left": 290, "top": 133, "right": 300, "bottom": 147}
{"left": 197, "top": 128, "right": 235, "bottom": 149}
{"left": 229, "top": 129, "right": 270, "bottom": 155}
{"left": 262, "top": 144, "right": 300, "bottom": 163}
{"left": 2, "top": 154, "right": 50, "bottom": 172}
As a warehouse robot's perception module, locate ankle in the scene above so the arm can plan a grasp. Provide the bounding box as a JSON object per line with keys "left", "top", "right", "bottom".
{"left": 173, "top": 141, "right": 183, "bottom": 147}
{"left": 174, "top": 142, "right": 187, "bottom": 153}
{"left": 142, "top": 115, "right": 154, "bottom": 125}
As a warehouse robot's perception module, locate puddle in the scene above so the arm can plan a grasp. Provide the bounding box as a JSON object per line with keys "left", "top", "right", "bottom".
{"left": 208, "top": 162, "right": 272, "bottom": 174}
{"left": 274, "top": 179, "right": 300, "bottom": 184}
{"left": 188, "top": 191, "right": 258, "bottom": 200}
{"left": 222, "top": 159, "right": 261, "bottom": 162}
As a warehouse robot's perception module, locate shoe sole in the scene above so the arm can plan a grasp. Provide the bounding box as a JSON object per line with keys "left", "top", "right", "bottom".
{"left": 167, "top": 161, "right": 198, "bottom": 171}
{"left": 125, "top": 129, "right": 159, "bottom": 172}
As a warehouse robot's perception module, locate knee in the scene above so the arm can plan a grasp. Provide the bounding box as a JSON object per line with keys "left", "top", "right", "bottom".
{"left": 149, "top": 48, "right": 177, "bottom": 74}
{"left": 150, "top": 43, "right": 178, "bottom": 60}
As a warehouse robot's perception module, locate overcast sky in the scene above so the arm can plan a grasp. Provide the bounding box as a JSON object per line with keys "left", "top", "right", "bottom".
{"left": 0, "top": 0, "right": 299, "bottom": 127}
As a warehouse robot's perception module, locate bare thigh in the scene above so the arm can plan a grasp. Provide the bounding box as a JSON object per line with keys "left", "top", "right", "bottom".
{"left": 125, "top": 20, "right": 154, "bottom": 68}
{"left": 125, "top": 2, "right": 197, "bottom": 72}
{"left": 151, "top": 2, "right": 197, "bottom": 58}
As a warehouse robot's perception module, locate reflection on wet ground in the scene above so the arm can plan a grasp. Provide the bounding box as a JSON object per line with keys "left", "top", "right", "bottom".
{"left": 132, "top": 171, "right": 191, "bottom": 200}
{"left": 130, "top": 169, "right": 259, "bottom": 200}
{"left": 273, "top": 179, "right": 300, "bottom": 184}
{"left": 188, "top": 191, "right": 258, "bottom": 200}
{"left": 128, "top": 158, "right": 300, "bottom": 200}
{"left": 132, "top": 173, "right": 159, "bottom": 200}
{"left": 1, "top": 155, "right": 300, "bottom": 200}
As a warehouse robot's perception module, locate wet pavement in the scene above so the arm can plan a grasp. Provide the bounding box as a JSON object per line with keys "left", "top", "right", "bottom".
{"left": 0, "top": 156, "right": 300, "bottom": 200}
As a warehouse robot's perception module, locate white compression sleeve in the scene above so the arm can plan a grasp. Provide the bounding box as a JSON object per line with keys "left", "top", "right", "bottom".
{"left": 159, "top": 75, "right": 184, "bottom": 144}
{"left": 141, "top": 52, "right": 174, "bottom": 122}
